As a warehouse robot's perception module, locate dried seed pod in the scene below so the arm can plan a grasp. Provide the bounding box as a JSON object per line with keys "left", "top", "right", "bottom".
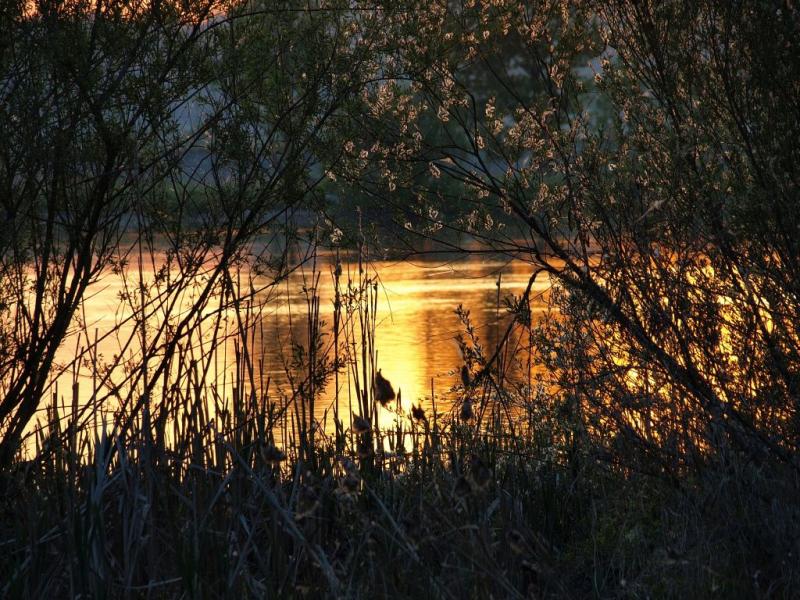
{"left": 375, "top": 369, "right": 396, "bottom": 405}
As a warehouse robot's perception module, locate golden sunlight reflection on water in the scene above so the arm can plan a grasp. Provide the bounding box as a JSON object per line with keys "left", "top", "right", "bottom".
{"left": 259, "top": 257, "right": 547, "bottom": 411}
{"left": 50, "top": 254, "right": 550, "bottom": 440}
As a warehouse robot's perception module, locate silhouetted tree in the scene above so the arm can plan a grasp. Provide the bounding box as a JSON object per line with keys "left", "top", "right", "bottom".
{"left": 330, "top": 0, "right": 800, "bottom": 473}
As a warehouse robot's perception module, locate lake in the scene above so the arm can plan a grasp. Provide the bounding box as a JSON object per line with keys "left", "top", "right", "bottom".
{"left": 49, "top": 251, "right": 551, "bottom": 440}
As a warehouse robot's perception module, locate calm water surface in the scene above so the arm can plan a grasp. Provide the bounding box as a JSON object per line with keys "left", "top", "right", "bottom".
{"left": 259, "top": 257, "right": 547, "bottom": 407}
{"left": 55, "top": 254, "right": 551, "bottom": 433}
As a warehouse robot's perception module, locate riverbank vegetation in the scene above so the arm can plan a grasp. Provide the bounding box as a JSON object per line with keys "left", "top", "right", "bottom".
{"left": 1, "top": 0, "right": 799, "bottom": 597}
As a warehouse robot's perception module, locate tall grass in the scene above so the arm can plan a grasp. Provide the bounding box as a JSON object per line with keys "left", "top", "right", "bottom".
{"left": 1, "top": 247, "right": 799, "bottom": 599}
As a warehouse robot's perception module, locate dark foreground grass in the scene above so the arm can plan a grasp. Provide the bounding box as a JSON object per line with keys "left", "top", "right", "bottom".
{"left": 2, "top": 407, "right": 799, "bottom": 599}
{"left": 1, "top": 262, "right": 798, "bottom": 598}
